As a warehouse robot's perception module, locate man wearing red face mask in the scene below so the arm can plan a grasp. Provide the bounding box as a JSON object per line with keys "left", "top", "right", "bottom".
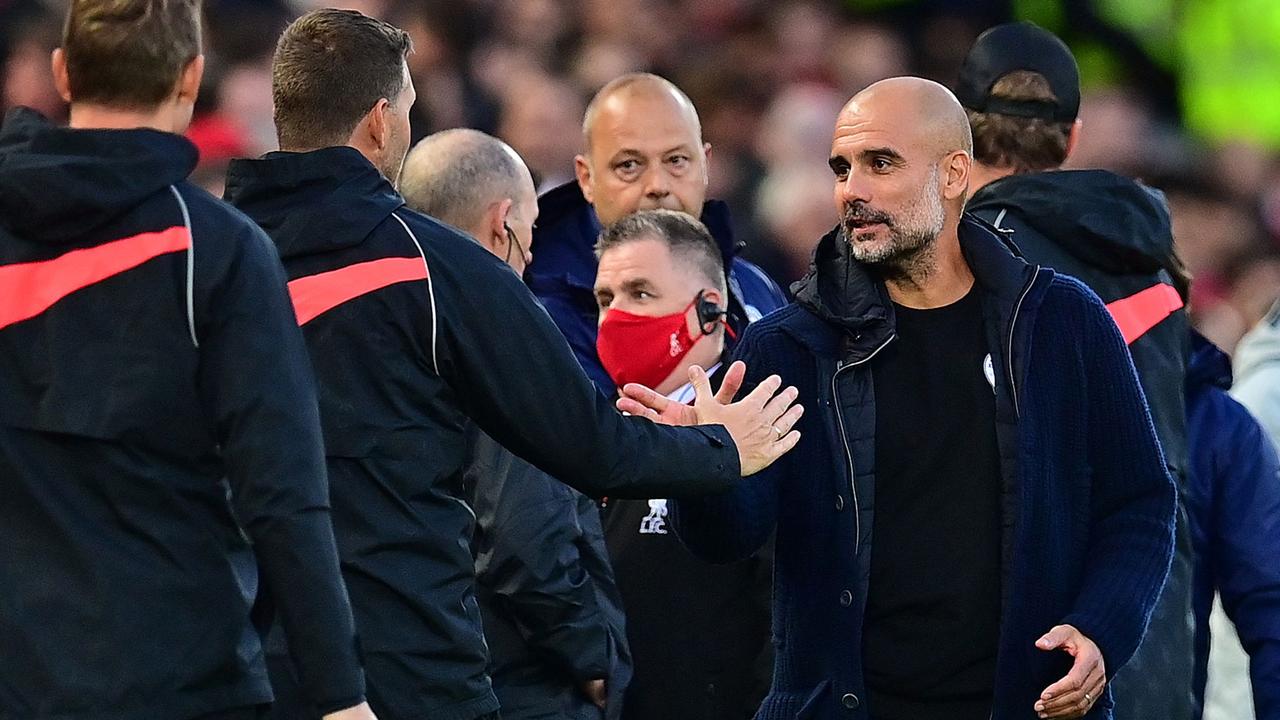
{"left": 593, "top": 209, "right": 773, "bottom": 720}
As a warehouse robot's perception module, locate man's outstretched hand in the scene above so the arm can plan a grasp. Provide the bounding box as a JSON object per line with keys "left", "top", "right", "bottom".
{"left": 616, "top": 361, "right": 803, "bottom": 476}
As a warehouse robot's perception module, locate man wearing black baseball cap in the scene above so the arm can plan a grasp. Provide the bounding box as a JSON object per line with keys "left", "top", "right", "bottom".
{"left": 960, "top": 21, "right": 1194, "bottom": 720}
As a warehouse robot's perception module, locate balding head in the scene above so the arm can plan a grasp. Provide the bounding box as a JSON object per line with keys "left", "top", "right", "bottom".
{"left": 828, "top": 76, "right": 973, "bottom": 275}
{"left": 582, "top": 73, "right": 702, "bottom": 148}
{"left": 574, "top": 73, "right": 711, "bottom": 226}
{"left": 401, "top": 128, "right": 538, "bottom": 274}
{"left": 843, "top": 77, "right": 973, "bottom": 158}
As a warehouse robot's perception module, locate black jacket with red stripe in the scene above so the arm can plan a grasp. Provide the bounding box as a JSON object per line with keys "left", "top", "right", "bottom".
{"left": 968, "top": 169, "right": 1193, "bottom": 720}
{"left": 0, "top": 109, "right": 364, "bottom": 719}
{"left": 223, "top": 147, "right": 740, "bottom": 720}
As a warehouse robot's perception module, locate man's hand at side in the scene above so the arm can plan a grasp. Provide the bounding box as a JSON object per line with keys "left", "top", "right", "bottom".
{"left": 323, "top": 702, "right": 378, "bottom": 720}
{"left": 616, "top": 361, "right": 803, "bottom": 476}
{"left": 579, "top": 678, "right": 607, "bottom": 710}
{"left": 1034, "top": 624, "right": 1106, "bottom": 719}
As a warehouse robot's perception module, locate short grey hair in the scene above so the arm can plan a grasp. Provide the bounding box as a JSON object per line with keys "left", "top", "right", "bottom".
{"left": 400, "top": 128, "right": 529, "bottom": 231}
{"left": 596, "top": 209, "right": 726, "bottom": 294}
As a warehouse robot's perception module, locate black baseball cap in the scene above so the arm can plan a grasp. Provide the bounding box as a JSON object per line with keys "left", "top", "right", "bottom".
{"left": 956, "top": 22, "right": 1080, "bottom": 123}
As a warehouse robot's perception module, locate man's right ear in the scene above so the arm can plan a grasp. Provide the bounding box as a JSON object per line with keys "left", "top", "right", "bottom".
{"left": 574, "top": 155, "right": 594, "bottom": 205}
{"left": 1065, "top": 118, "right": 1083, "bottom": 161}
{"left": 51, "top": 48, "right": 72, "bottom": 103}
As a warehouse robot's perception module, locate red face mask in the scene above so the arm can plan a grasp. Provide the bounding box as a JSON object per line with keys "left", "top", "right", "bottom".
{"left": 597, "top": 295, "right": 703, "bottom": 391}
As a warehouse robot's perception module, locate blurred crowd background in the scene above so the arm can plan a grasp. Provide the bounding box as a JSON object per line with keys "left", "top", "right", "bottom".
{"left": 3, "top": 0, "right": 1278, "bottom": 351}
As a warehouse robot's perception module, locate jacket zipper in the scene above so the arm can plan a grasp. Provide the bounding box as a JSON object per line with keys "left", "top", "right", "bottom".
{"left": 1006, "top": 267, "right": 1040, "bottom": 418}
{"left": 990, "top": 267, "right": 1041, "bottom": 720}
{"left": 832, "top": 333, "right": 895, "bottom": 556}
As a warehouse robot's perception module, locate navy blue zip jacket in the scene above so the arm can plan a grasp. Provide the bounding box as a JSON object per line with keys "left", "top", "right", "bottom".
{"left": 968, "top": 170, "right": 1194, "bottom": 720}
{"left": 223, "top": 148, "right": 740, "bottom": 720}
{"left": 672, "top": 216, "right": 1176, "bottom": 720}
{"left": 0, "top": 108, "right": 364, "bottom": 719}
{"left": 1185, "top": 331, "right": 1280, "bottom": 720}
{"left": 526, "top": 181, "right": 786, "bottom": 395}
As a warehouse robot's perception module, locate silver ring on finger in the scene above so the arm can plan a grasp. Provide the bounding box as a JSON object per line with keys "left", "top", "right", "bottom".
{"left": 1084, "top": 692, "right": 1093, "bottom": 703}
{"left": 771, "top": 425, "right": 782, "bottom": 440}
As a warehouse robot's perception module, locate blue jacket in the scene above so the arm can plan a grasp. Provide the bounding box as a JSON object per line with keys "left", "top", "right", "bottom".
{"left": 526, "top": 181, "right": 787, "bottom": 395}
{"left": 672, "top": 217, "right": 1177, "bottom": 720}
{"left": 1185, "top": 331, "right": 1280, "bottom": 720}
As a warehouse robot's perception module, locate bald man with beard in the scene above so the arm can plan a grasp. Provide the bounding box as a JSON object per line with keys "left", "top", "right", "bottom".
{"left": 621, "top": 78, "right": 1177, "bottom": 720}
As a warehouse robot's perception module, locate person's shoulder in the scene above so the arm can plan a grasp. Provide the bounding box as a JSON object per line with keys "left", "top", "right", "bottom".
{"left": 730, "top": 257, "right": 787, "bottom": 309}
{"left": 737, "top": 303, "right": 818, "bottom": 358}
{"left": 1041, "top": 272, "right": 1108, "bottom": 315}
{"left": 173, "top": 181, "right": 276, "bottom": 259}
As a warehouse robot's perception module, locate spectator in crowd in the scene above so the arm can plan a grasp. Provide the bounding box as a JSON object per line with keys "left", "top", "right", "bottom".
{"left": 958, "top": 23, "right": 1194, "bottom": 720}
{"left": 593, "top": 209, "right": 774, "bottom": 720}
{"left": 223, "top": 10, "right": 801, "bottom": 720}
{"left": 527, "top": 72, "right": 787, "bottom": 397}
{"left": 401, "top": 128, "right": 630, "bottom": 720}
{"left": 1183, "top": 329, "right": 1280, "bottom": 720}
{"left": 0, "top": 0, "right": 375, "bottom": 718}
{"left": 625, "top": 76, "right": 1176, "bottom": 720}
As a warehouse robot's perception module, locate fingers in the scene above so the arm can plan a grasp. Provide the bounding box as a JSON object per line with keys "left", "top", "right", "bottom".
{"left": 738, "top": 374, "right": 783, "bottom": 412}
{"left": 714, "top": 360, "right": 746, "bottom": 404}
{"left": 619, "top": 382, "right": 672, "bottom": 415}
{"left": 1036, "top": 625, "right": 1073, "bottom": 651}
{"left": 1035, "top": 626, "right": 1104, "bottom": 719}
{"left": 761, "top": 385, "right": 799, "bottom": 427}
{"left": 615, "top": 397, "right": 660, "bottom": 421}
{"left": 771, "top": 402, "right": 805, "bottom": 437}
{"left": 688, "top": 365, "right": 716, "bottom": 407}
{"left": 1038, "top": 664, "right": 1104, "bottom": 717}
{"left": 1039, "top": 654, "right": 1091, "bottom": 700}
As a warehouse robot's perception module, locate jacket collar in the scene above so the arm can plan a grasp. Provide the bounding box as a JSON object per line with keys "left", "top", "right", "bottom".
{"left": 530, "top": 180, "right": 742, "bottom": 290}
{"left": 224, "top": 146, "right": 404, "bottom": 260}
{"left": 787, "top": 214, "right": 1047, "bottom": 361}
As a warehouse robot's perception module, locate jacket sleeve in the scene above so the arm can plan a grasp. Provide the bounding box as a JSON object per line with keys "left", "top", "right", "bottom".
{"left": 1055, "top": 279, "right": 1177, "bottom": 678}
{"left": 468, "top": 431, "right": 611, "bottom": 682}
{"left": 432, "top": 234, "right": 739, "bottom": 499}
{"left": 669, "top": 324, "right": 787, "bottom": 563}
{"left": 195, "top": 214, "right": 365, "bottom": 714}
{"left": 1210, "top": 400, "right": 1280, "bottom": 719}
{"left": 530, "top": 285, "right": 617, "bottom": 395}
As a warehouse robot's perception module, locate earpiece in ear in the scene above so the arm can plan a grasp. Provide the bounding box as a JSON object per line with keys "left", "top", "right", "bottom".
{"left": 695, "top": 291, "right": 726, "bottom": 335}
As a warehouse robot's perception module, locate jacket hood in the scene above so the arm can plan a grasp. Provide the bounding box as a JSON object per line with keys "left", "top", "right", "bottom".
{"left": 1234, "top": 301, "right": 1280, "bottom": 384}
{"left": 1187, "top": 330, "right": 1232, "bottom": 391}
{"left": 791, "top": 214, "right": 1041, "bottom": 357}
{"left": 223, "top": 146, "right": 403, "bottom": 260}
{"left": 0, "top": 107, "right": 197, "bottom": 242}
{"left": 968, "top": 169, "right": 1175, "bottom": 275}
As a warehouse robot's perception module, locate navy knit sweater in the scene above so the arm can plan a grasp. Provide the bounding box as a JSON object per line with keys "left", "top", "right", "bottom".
{"left": 673, "top": 217, "right": 1177, "bottom": 720}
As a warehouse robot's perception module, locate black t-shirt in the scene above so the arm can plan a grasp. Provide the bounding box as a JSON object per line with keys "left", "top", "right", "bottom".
{"left": 861, "top": 285, "right": 1003, "bottom": 720}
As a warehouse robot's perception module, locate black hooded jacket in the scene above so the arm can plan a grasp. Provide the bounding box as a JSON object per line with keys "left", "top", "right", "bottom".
{"left": 223, "top": 148, "right": 740, "bottom": 720}
{"left": 0, "top": 109, "right": 364, "bottom": 719}
{"left": 968, "top": 169, "right": 1193, "bottom": 720}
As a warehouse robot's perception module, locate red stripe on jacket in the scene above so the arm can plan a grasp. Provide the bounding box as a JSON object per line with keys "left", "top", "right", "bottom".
{"left": 288, "top": 256, "right": 428, "bottom": 326}
{"left": 1105, "top": 283, "right": 1184, "bottom": 345}
{"left": 0, "top": 226, "right": 190, "bottom": 332}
